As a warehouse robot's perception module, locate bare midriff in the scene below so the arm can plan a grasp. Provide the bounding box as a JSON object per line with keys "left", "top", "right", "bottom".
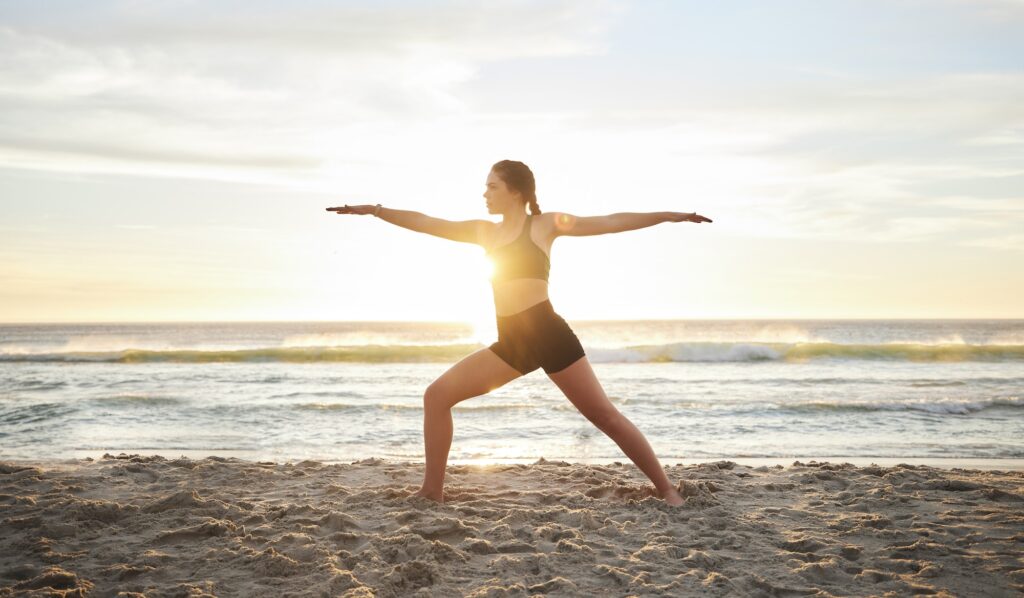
{"left": 491, "top": 279, "right": 550, "bottom": 317}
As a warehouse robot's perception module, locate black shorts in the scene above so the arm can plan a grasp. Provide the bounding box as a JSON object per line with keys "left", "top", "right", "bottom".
{"left": 488, "top": 299, "right": 586, "bottom": 375}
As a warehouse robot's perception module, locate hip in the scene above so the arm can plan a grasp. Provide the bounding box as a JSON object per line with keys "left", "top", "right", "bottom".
{"left": 495, "top": 299, "right": 574, "bottom": 337}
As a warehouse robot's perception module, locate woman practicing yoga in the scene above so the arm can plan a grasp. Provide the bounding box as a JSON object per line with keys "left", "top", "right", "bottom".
{"left": 327, "top": 160, "right": 712, "bottom": 506}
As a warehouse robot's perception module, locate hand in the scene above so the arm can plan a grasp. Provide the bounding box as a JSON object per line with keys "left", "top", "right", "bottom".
{"left": 326, "top": 204, "right": 376, "bottom": 216}
{"left": 668, "top": 212, "right": 713, "bottom": 223}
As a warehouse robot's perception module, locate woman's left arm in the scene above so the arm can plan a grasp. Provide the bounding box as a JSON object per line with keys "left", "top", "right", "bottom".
{"left": 553, "top": 211, "right": 712, "bottom": 237}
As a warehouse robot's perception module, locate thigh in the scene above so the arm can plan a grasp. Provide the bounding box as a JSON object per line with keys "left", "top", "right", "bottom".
{"left": 536, "top": 313, "right": 586, "bottom": 375}
{"left": 546, "top": 355, "right": 621, "bottom": 430}
{"left": 425, "top": 347, "right": 524, "bottom": 410}
{"left": 490, "top": 333, "right": 541, "bottom": 377}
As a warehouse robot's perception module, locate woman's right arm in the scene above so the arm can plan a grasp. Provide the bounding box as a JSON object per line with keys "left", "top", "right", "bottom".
{"left": 326, "top": 204, "right": 490, "bottom": 245}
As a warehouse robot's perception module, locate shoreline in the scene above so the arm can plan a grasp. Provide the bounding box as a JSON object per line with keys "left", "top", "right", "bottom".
{"left": 5, "top": 451, "right": 1024, "bottom": 471}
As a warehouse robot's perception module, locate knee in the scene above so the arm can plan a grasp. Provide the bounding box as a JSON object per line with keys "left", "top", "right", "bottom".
{"left": 423, "top": 383, "right": 450, "bottom": 412}
{"left": 593, "top": 411, "right": 625, "bottom": 434}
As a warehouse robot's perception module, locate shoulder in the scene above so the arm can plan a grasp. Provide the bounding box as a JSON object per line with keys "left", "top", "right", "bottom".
{"left": 533, "top": 212, "right": 559, "bottom": 230}
{"left": 537, "top": 212, "right": 576, "bottom": 238}
{"left": 476, "top": 219, "right": 498, "bottom": 247}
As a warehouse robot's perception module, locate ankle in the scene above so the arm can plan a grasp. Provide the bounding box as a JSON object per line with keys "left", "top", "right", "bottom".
{"left": 656, "top": 485, "right": 680, "bottom": 497}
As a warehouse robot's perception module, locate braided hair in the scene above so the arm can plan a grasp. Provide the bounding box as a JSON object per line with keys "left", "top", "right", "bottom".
{"left": 491, "top": 160, "right": 541, "bottom": 215}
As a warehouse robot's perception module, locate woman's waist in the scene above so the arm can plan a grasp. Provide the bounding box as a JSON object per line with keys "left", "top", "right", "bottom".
{"left": 491, "top": 280, "right": 549, "bottom": 317}
{"left": 494, "top": 297, "right": 556, "bottom": 322}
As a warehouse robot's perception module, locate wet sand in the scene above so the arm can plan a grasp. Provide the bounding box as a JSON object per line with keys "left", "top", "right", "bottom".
{"left": 2, "top": 454, "right": 1022, "bottom": 596}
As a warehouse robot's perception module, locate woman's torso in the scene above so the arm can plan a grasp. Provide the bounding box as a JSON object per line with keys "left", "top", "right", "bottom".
{"left": 483, "top": 215, "right": 553, "bottom": 317}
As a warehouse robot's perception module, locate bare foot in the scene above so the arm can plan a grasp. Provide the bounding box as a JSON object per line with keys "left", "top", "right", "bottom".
{"left": 412, "top": 488, "right": 444, "bottom": 505}
{"left": 660, "top": 487, "right": 685, "bottom": 507}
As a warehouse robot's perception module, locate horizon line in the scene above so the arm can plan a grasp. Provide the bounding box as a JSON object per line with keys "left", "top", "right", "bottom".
{"left": 3, "top": 316, "right": 1024, "bottom": 325}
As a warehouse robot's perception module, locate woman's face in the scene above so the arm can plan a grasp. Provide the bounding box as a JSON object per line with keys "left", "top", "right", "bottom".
{"left": 483, "top": 170, "right": 522, "bottom": 214}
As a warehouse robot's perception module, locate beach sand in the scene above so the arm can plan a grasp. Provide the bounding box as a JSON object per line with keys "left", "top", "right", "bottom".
{"left": 1, "top": 454, "right": 1022, "bottom": 597}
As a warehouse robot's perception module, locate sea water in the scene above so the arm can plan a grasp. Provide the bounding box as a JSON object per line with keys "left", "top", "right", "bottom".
{"left": 1, "top": 319, "right": 1022, "bottom": 464}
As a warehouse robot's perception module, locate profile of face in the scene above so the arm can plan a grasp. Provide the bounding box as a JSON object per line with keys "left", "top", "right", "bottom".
{"left": 483, "top": 169, "right": 523, "bottom": 215}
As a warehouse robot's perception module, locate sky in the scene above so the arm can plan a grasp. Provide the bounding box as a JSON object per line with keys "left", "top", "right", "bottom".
{"left": 1, "top": 0, "right": 1022, "bottom": 324}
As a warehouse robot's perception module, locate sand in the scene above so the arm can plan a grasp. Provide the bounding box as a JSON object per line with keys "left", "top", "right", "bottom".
{"left": 1, "top": 454, "right": 1022, "bottom": 597}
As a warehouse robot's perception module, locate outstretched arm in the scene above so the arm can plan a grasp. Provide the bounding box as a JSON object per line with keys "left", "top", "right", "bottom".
{"left": 326, "top": 204, "right": 489, "bottom": 245}
{"left": 553, "top": 211, "right": 712, "bottom": 237}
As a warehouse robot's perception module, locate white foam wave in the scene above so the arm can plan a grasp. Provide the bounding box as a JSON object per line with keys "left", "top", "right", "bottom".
{"left": 989, "top": 331, "right": 1024, "bottom": 344}
{"left": 787, "top": 396, "right": 1024, "bottom": 415}
{"left": 884, "top": 334, "right": 968, "bottom": 346}
{"left": 585, "top": 348, "right": 650, "bottom": 363}
{"left": 588, "top": 343, "right": 782, "bottom": 363}
{"left": 60, "top": 336, "right": 153, "bottom": 352}
{"left": 742, "top": 324, "right": 830, "bottom": 344}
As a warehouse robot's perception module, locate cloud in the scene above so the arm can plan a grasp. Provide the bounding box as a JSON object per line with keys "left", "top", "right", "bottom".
{"left": 668, "top": 71, "right": 1024, "bottom": 248}
{"left": 0, "top": 1, "right": 620, "bottom": 178}
{"left": 1, "top": 1, "right": 1021, "bottom": 254}
{"left": 960, "top": 233, "right": 1024, "bottom": 251}
{"left": 0, "top": 1, "right": 617, "bottom": 58}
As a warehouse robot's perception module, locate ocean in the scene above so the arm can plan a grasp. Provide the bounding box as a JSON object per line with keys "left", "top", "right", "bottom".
{"left": 2, "top": 319, "right": 1022, "bottom": 465}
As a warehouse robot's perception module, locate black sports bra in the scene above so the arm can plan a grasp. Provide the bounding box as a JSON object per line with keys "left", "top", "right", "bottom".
{"left": 485, "top": 215, "right": 550, "bottom": 283}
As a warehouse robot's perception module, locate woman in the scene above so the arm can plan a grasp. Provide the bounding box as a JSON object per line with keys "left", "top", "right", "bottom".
{"left": 327, "top": 160, "right": 712, "bottom": 506}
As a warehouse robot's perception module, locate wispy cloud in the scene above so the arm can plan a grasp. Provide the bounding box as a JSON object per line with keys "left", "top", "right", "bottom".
{"left": 960, "top": 233, "right": 1024, "bottom": 251}
{"left": 1, "top": 0, "right": 1021, "bottom": 254}
{"left": 0, "top": 1, "right": 620, "bottom": 178}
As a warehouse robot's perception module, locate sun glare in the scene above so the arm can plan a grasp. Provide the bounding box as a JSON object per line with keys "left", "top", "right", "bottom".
{"left": 463, "top": 252, "right": 498, "bottom": 345}
{"left": 468, "top": 313, "right": 497, "bottom": 346}
{"left": 482, "top": 255, "right": 496, "bottom": 281}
